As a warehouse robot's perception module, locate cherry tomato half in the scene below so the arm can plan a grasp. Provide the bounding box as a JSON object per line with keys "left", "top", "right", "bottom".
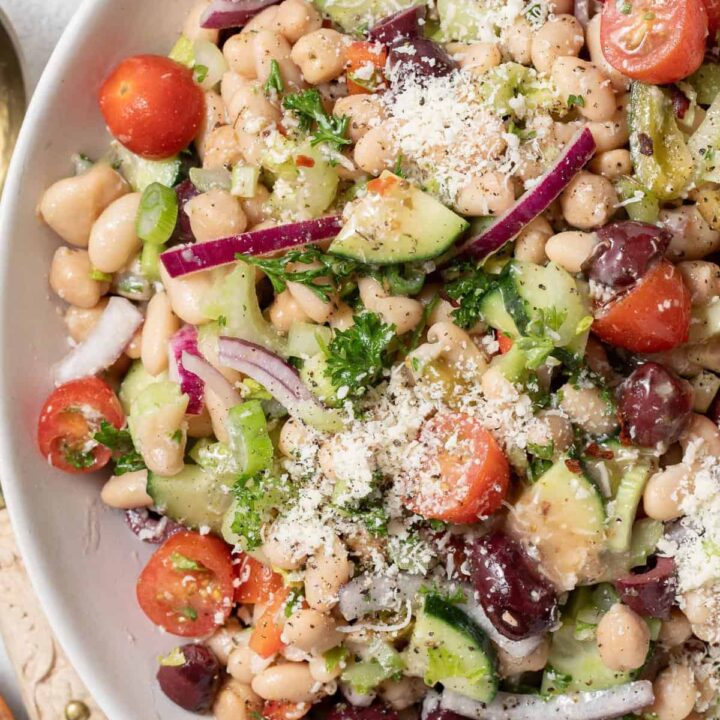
{"left": 37, "top": 377, "right": 125, "bottom": 473}
{"left": 99, "top": 55, "right": 205, "bottom": 159}
{"left": 704, "top": 0, "right": 720, "bottom": 36}
{"left": 592, "top": 260, "right": 691, "bottom": 353}
{"left": 136, "top": 532, "right": 234, "bottom": 637}
{"left": 408, "top": 413, "right": 510, "bottom": 524}
{"left": 234, "top": 553, "right": 283, "bottom": 605}
{"left": 600, "top": 0, "right": 708, "bottom": 84}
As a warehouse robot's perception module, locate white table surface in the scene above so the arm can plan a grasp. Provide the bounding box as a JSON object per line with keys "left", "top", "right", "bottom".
{"left": 0, "top": 2, "right": 83, "bottom": 715}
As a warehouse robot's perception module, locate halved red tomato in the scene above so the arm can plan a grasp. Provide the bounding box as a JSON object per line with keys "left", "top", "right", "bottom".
{"left": 99, "top": 55, "right": 205, "bottom": 159}
{"left": 704, "top": 0, "right": 720, "bottom": 36}
{"left": 408, "top": 413, "right": 510, "bottom": 524}
{"left": 136, "top": 532, "right": 234, "bottom": 637}
{"left": 37, "top": 377, "right": 124, "bottom": 473}
{"left": 592, "top": 260, "right": 691, "bottom": 353}
{"left": 234, "top": 554, "right": 283, "bottom": 604}
{"left": 600, "top": 0, "right": 708, "bottom": 84}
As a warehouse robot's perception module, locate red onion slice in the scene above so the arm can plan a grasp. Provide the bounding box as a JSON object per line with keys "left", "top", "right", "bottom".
{"left": 574, "top": 0, "right": 591, "bottom": 26}
{"left": 200, "top": 0, "right": 282, "bottom": 29}
{"left": 160, "top": 215, "right": 343, "bottom": 278}
{"left": 181, "top": 352, "right": 243, "bottom": 411}
{"left": 54, "top": 297, "right": 143, "bottom": 385}
{"left": 169, "top": 326, "right": 205, "bottom": 415}
{"left": 459, "top": 128, "right": 596, "bottom": 260}
{"left": 441, "top": 681, "right": 654, "bottom": 720}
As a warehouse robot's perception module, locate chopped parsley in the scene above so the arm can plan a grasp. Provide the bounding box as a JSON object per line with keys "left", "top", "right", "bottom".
{"left": 64, "top": 447, "right": 95, "bottom": 470}
{"left": 264, "top": 59, "right": 284, "bottom": 94}
{"left": 284, "top": 587, "right": 305, "bottom": 617}
{"left": 283, "top": 89, "right": 351, "bottom": 150}
{"left": 325, "top": 312, "right": 396, "bottom": 398}
{"left": 567, "top": 94, "right": 585, "bottom": 108}
{"left": 443, "top": 260, "right": 498, "bottom": 329}
{"left": 515, "top": 307, "right": 567, "bottom": 370}
{"left": 93, "top": 421, "right": 146, "bottom": 475}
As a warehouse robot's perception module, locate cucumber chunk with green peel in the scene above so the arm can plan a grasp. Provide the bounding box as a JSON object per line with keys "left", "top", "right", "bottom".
{"left": 119, "top": 360, "right": 167, "bottom": 414}
{"left": 342, "top": 641, "right": 404, "bottom": 694}
{"left": 405, "top": 594, "right": 498, "bottom": 703}
{"left": 112, "top": 141, "right": 181, "bottom": 192}
{"left": 147, "top": 465, "right": 234, "bottom": 535}
{"left": 329, "top": 172, "right": 469, "bottom": 265}
{"left": 479, "top": 288, "right": 519, "bottom": 338}
{"left": 314, "top": 0, "right": 424, "bottom": 33}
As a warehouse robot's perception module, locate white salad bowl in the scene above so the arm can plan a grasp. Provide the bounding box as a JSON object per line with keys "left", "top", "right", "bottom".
{"left": 0, "top": 0, "right": 201, "bottom": 717}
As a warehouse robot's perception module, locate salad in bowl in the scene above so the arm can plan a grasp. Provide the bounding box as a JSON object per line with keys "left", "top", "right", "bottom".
{"left": 33, "top": 0, "right": 720, "bottom": 717}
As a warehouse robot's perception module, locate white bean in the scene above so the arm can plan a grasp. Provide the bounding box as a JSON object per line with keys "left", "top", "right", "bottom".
{"left": 159, "top": 263, "right": 213, "bottom": 325}
{"left": 141, "top": 292, "right": 180, "bottom": 376}
{"left": 304, "top": 538, "right": 351, "bottom": 612}
{"left": 353, "top": 124, "right": 395, "bottom": 175}
{"left": 100, "top": 469, "right": 152, "bottom": 509}
{"left": 88, "top": 193, "right": 143, "bottom": 273}
{"left": 213, "top": 680, "right": 263, "bottom": 720}
{"left": 283, "top": 609, "right": 342, "bottom": 653}
{"left": 455, "top": 172, "right": 515, "bottom": 217}
{"left": 251, "top": 663, "right": 321, "bottom": 703}
{"left": 291, "top": 29, "right": 349, "bottom": 84}
{"left": 643, "top": 464, "right": 690, "bottom": 522}
{"left": 544, "top": 231, "right": 597, "bottom": 273}
{"left": 64, "top": 299, "right": 109, "bottom": 342}
{"left": 49, "top": 247, "right": 108, "bottom": 308}
{"left": 186, "top": 189, "right": 248, "bottom": 242}
{"left": 530, "top": 15, "right": 584, "bottom": 75}
{"left": 358, "top": 277, "right": 423, "bottom": 335}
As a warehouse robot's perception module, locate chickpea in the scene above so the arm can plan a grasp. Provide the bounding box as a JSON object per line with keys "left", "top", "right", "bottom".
{"left": 560, "top": 171, "right": 617, "bottom": 230}
{"left": 588, "top": 149, "right": 633, "bottom": 180}
{"left": 548, "top": 0, "right": 574, "bottom": 12}
{"left": 244, "top": 5, "right": 283, "bottom": 33}
{"left": 88, "top": 192, "right": 142, "bottom": 274}
{"left": 552, "top": 57, "right": 616, "bottom": 122}
{"left": 358, "top": 277, "right": 424, "bottom": 335}
{"left": 659, "top": 609, "right": 693, "bottom": 648}
{"left": 185, "top": 189, "right": 248, "bottom": 243}
{"left": 283, "top": 609, "right": 342, "bottom": 653}
{"left": 513, "top": 216, "right": 553, "bottom": 264}
{"left": 353, "top": 124, "right": 395, "bottom": 175}
{"left": 224, "top": 74, "right": 281, "bottom": 133}
{"left": 680, "top": 413, "right": 720, "bottom": 458}
{"left": 64, "top": 299, "right": 109, "bottom": 343}
{"left": 269, "top": 289, "right": 311, "bottom": 333}
{"left": 202, "top": 125, "right": 244, "bottom": 170}
{"left": 291, "top": 29, "right": 349, "bottom": 85}
{"left": 304, "top": 538, "right": 352, "bottom": 612}
{"left": 585, "top": 14, "right": 630, "bottom": 92}
{"left": 648, "top": 664, "right": 698, "bottom": 720}
{"left": 505, "top": 18, "right": 533, "bottom": 65}
{"left": 452, "top": 42, "right": 502, "bottom": 76}
{"left": 643, "top": 464, "right": 690, "bottom": 522}
{"left": 497, "top": 637, "right": 550, "bottom": 677}
{"left": 276, "top": 0, "right": 322, "bottom": 43}
{"left": 530, "top": 15, "right": 584, "bottom": 75}
{"left": 544, "top": 231, "right": 597, "bottom": 273}
{"left": 183, "top": 0, "right": 220, "bottom": 43}
{"left": 278, "top": 417, "right": 314, "bottom": 459}
{"left": 197, "top": 91, "right": 226, "bottom": 159}
{"left": 528, "top": 411, "right": 574, "bottom": 453}
{"left": 100, "top": 469, "right": 152, "bottom": 509}
{"left": 678, "top": 261, "right": 720, "bottom": 305}
{"left": 208, "top": 618, "right": 245, "bottom": 666}
{"left": 455, "top": 172, "right": 515, "bottom": 217}
{"left": 555, "top": 96, "right": 630, "bottom": 153}
{"left": 596, "top": 603, "right": 650, "bottom": 672}
{"left": 141, "top": 292, "right": 181, "bottom": 376}
{"left": 224, "top": 32, "right": 259, "bottom": 78}
{"left": 39, "top": 163, "right": 128, "bottom": 247}
{"left": 241, "top": 184, "right": 272, "bottom": 226}
{"left": 333, "top": 95, "right": 385, "bottom": 143}
{"left": 251, "top": 663, "right": 322, "bottom": 703}
{"left": 49, "top": 247, "right": 108, "bottom": 309}
{"left": 378, "top": 677, "right": 426, "bottom": 711}
{"left": 213, "top": 680, "right": 263, "bottom": 720}
{"left": 559, "top": 383, "right": 618, "bottom": 435}
{"left": 253, "top": 30, "right": 303, "bottom": 90}
{"left": 682, "top": 588, "right": 712, "bottom": 626}
{"left": 661, "top": 205, "right": 720, "bottom": 261}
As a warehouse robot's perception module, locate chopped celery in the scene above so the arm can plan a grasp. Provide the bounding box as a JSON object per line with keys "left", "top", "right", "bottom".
{"left": 231, "top": 165, "right": 260, "bottom": 198}
{"left": 606, "top": 459, "right": 653, "bottom": 554}
{"left": 169, "top": 34, "right": 195, "bottom": 67}
{"left": 189, "top": 166, "right": 232, "bottom": 192}
{"left": 630, "top": 83, "right": 693, "bottom": 201}
{"left": 202, "top": 262, "right": 287, "bottom": 355}
{"left": 628, "top": 518, "right": 663, "bottom": 568}
{"left": 119, "top": 361, "right": 168, "bottom": 414}
{"left": 342, "top": 640, "right": 404, "bottom": 694}
{"left": 225, "top": 401, "right": 273, "bottom": 479}
{"left": 287, "top": 322, "right": 333, "bottom": 359}
{"left": 689, "top": 63, "right": 720, "bottom": 106}
{"left": 478, "top": 63, "right": 561, "bottom": 118}
{"left": 689, "top": 92, "right": 720, "bottom": 184}
{"left": 189, "top": 439, "right": 240, "bottom": 476}
{"left": 616, "top": 177, "right": 660, "bottom": 223}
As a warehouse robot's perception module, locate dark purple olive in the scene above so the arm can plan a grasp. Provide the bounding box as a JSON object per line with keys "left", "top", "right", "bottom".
{"left": 424, "top": 711, "right": 465, "bottom": 720}
{"left": 327, "top": 703, "right": 399, "bottom": 720}
{"left": 469, "top": 531, "right": 558, "bottom": 641}
{"left": 171, "top": 179, "right": 199, "bottom": 244}
{"left": 157, "top": 644, "right": 221, "bottom": 712}
{"left": 388, "top": 37, "right": 456, "bottom": 84}
{"left": 368, "top": 6, "right": 425, "bottom": 44}
{"left": 618, "top": 362, "right": 693, "bottom": 448}
{"left": 669, "top": 85, "right": 691, "bottom": 120}
{"left": 582, "top": 221, "right": 671, "bottom": 289}
{"left": 125, "top": 508, "right": 183, "bottom": 544}
{"left": 614, "top": 556, "right": 677, "bottom": 620}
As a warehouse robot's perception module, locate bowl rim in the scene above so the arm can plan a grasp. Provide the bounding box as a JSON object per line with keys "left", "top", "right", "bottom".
{"left": 0, "top": 0, "right": 125, "bottom": 715}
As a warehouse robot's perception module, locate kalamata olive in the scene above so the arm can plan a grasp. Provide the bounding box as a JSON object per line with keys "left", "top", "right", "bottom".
{"left": 369, "top": 6, "right": 425, "bottom": 44}
{"left": 582, "top": 221, "right": 671, "bottom": 289}
{"left": 424, "top": 711, "right": 465, "bottom": 720}
{"left": 614, "top": 556, "right": 677, "bottom": 620}
{"left": 468, "top": 531, "right": 558, "bottom": 641}
{"left": 125, "top": 508, "right": 183, "bottom": 544}
{"left": 388, "top": 38, "right": 456, "bottom": 83}
{"left": 617, "top": 362, "right": 693, "bottom": 448}
{"left": 157, "top": 644, "right": 221, "bottom": 712}
{"left": 171, "top": 179, "right": 199, "bottom": 245}
{"left": 327, "top": 703, "right": 399, "bottom": 720}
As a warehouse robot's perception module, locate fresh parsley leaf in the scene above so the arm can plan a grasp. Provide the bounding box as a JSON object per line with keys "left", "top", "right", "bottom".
{"left": 528, "top": 440, "right": 554, "bottom": 461}
{"left": 217, "top": 315, "right": 227, "bottom": 328}
{"left": 393, "top": 154, "right": 405, "bottom": 178}
{"left": 64, "top": 447, "right": 95, "bottom": 470}
{"left": 284, "top": 587, "right": 305, "bottom": 617}
{"left": 567, "top": 94, "right": 585, "bottom": 108}
{"left": 113, "top": 450, "right": 146, "bottom": 475}
{"left": 264, "top": 59, "right": 284, "bottom": 94}
{"left": 325, "top": 312, "right": 396, "bottom": 398}
{"left": 337, "top": 501, "right": 389, "bottom": 536}
{"left": 93, "top": 421, "right": 146, "bottom": 475}
{"left": 515, "top": 307, "right": 567, "bottom": 370}
{"left": 283, "top": 89, "right": 351, "bottom": 150}
{"left": 443, "top": 261, "right": 499, "bottom": 329}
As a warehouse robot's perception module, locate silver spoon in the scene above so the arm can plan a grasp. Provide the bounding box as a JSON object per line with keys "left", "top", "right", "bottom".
{"left": 0, "top": 12, "right": 26, "bottom": 194}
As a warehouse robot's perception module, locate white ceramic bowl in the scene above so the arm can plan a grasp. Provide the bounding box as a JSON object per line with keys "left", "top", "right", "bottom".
{"left": 0, "top": 0, "right": 201, "bottom": 716}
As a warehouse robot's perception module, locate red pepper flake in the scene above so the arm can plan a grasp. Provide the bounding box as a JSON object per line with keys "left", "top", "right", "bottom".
{"left": 584, "top": 443, "right": 614, "bottom": 460}
{"left": 295, "top": 155, "right": 315, "bottom": 168}
{"left": 565, "top": 458, "right": 582, "bottom": 474}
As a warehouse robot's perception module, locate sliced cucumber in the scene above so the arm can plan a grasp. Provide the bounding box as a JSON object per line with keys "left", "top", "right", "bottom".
{"left": 112, "top": 141, "right": 181, "bottom": 192}
{"left": 299, "top": 353, "right": 342, "bottom": 408}
{"left": 119, "top": 360, "right": 167, "bottom": 414}
{"left": 342, "top": 641, "right": 404, "bottom": 694}
{"left": 314, "top": 0, "right": 423, "bottom": 33}
{"left": 479, "top": 288, "right": 519, "bottom": 338}
{"left": 406, "top": 594, "right": 497, "bottom": 703}
{"left": 147, "top": 465, "right": 234, "bottom": 535}
{"left": 330, "top": 172, "right": 468, "bottom": 265}
{"left": 507, "top": 458, "right": 606, "bottom": 591}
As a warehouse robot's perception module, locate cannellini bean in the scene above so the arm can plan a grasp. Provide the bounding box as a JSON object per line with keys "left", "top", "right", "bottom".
{"left": 530, "top": 15, "right": 584, "bottom": 75}
{"left": 133, "top": 403, "right": 187, "bottom": 476}
{"left": 560, "top": 172, "right": 617, "bottom": 230}
{"left": 208, "top": 618, "right": 245, "bottom": 665}
{"left": 100, "top": 469, "right": 152, "bottom": 509}
{"left": 588, "top": 149, "right": 633, "bottom": 180}
{"left": 64, "top": 299, "right": 109, "bottom": 342}
{"left": 283, "top": 609, "right": 342, "bottom": 653}
{"left": 241, "top": 185, "right": 272, "bottom": 226}
{"left": 278, "top": 417, "right": 314, "bottom": 459}
{"left": 309, "top": 655, "right": 342, "bottom": 683}
{"left": 329, "top": 301, "right": 355, "bottom": 331}
{"left": 262, "top": 532, "right": 307, "bottom": 570}
{"left": 228, "top": 645, "right": 257, "bottom": 684}
{"left": 551, "top": 57, "right": 616, "bottom": 122}
{"left": 268, "top": 290, "right": 312, "bottom": 333}
{"left": 251, "top": 663, "right": 322, "bottom": 703}
{"left": 304, "top": 538, "right": 351, "bottom": 612}
{"left": 287, "top": 281, "right": 335, "bottom": 324}
{"left": 455, "top": 172, "right": 515, "bottom": 217}
{"left": 661, "top": 205, "right": 720, "bottom": 261}
{"left": 643, "top": 464, "right": 690, "bottom": 521}
{"left": 88, "top": 192, "right": 142, "bottom": 273}
{"left": 596, "top": 603, "right": 650, "bottom": 672}
{"left": 559, "top": 383, "right": 618, "bottom": 435}
{"left": 358, "top": 277, "right": 423, "bottom": 335}
{"left": 186, "top": 189, "right": 248, "bottom": 242}
{"left": 291, "top": 29, "right": 348, "bottom": 84}
{"left": 38, "top": 163, "right": 129, "bottom": 247}
{"left": 141, "top": 292, "right": 180, "bottom": 376}
{"left": 213, "top": 680, "right": 263, "bottom": 720}
{"left": 205, "top": 388, "right": 231, "bottom": 444}
{"left": 333, "top": 95, "right": 385, "bottom": 143}
{"left": 544, "top": 231, "right": 597, "bottom": 273}
{"left": 202, "top": 125, "right": 245, "bottom": 170}
{"left": 49, "top": 247, "right": 108, "bottom": 308}
{"left": 678, "top": 261, "right": 720, "bottom": 305}
{"left": 505, "top": 18, "right": 533, "bottom": 65}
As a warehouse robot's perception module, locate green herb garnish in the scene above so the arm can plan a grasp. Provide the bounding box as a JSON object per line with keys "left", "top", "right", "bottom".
{"left": 283, "top": 89, "right": 351, "bottom": 150}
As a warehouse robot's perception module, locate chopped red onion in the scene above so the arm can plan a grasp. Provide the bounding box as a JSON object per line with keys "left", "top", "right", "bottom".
{"left": 368, "top": 6, "right": 426, "bottom": 44}
{"left": 180, "top": 352, "right": 243, "bottom": 411}
{"left": 441, "top": 681, "right": 654, "bottom": 720}
{"left": 53, "top": 297, "right": 143, "bottom": 385}
{"left": 169, "top": 326, "right": 205, "bottom": 415}
{"left": 459, "top": 128, "right": 596, "bottom": 260}
{"left": 160, "top": 215, "right": 342, "bottom": 278}
{"left": 200, "top": 0, "right": 282, "bottom": 29}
